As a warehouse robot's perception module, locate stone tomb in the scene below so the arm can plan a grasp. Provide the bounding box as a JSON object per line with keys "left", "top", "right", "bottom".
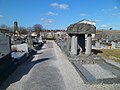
{"left": 71, "top": 55, "right": 120, "bottom": 84}
{"left": 0, "top": 32, "right": 14, "bottom": 83}
{"left": 67, "top": 20, "right": 96, "bottom": 55}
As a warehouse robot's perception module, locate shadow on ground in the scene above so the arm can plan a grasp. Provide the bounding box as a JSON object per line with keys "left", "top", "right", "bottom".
{"left": 35, "top": 44, "right": 44, "bottom": 50}
{"left": 92, "top": 49, "right": 103, "bottom": 54}
{"left": 0, "top": 52, "right": 50, "bottom": 90}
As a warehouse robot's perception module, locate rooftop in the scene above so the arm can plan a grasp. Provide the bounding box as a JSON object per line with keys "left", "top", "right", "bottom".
{"left": 67, "top": 20, "right": 96, "bottom": 34}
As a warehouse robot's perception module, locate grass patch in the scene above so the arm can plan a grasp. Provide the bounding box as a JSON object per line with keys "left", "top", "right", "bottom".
{"left": 97, "top": 49, "right": 120, "bottom": 62}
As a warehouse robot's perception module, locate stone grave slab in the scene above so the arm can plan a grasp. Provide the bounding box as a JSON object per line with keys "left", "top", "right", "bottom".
{"left": 72, "top": 57, "right": 120, "bottom": 84}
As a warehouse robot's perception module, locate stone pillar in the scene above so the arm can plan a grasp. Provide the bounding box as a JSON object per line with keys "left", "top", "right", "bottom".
{"left": 67, "top": 35, "right": 71, "bottom": 51}
{"left": 85, "top": 34, "right": 92, "bottom": 55}
{"left": 71, "top": 35, "right": 78, "bottom": 55}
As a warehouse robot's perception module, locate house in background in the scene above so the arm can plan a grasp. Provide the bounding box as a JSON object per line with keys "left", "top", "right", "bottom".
{"left": 41, "top": 30, "right": 67, "bottom": 40}
{"left": 0, "top": 28, "right": 13, "bottom": 36}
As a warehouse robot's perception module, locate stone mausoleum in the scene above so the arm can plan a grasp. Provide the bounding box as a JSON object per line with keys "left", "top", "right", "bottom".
{"left": 66, "top": 20, "right": 96, "bottom": 55}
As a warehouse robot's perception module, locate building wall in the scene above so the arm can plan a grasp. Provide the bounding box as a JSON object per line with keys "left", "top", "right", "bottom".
{"left": 41, "top": 30, "right": 67, "bottom": 39}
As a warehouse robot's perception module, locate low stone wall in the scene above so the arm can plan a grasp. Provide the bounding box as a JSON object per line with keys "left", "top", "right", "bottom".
{"left": 55, "top": 39, "right": 70, "bottom": 57}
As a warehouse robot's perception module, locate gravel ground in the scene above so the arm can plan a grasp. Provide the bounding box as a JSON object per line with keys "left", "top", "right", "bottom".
{"left": 83, "top": 63, "right": 117, "bottom": 79}
{"left": 1, "top": 41, "right": 120, "bottom": 90}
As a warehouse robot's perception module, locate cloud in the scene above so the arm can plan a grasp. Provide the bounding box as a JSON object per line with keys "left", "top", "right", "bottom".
{"left": 100, "top": 24, "right": 109, "bottom": 28}
{"left": 101, "top": 9, "right": 105, "bottom": 12}
{"left": 113, "top": 6, "right": 118, "bottom": 10}
{"left": 101, "top": 5, "right": 118, "bottom": 12}
{"left": 0, "top": 15, "right": 3, "bottom": 18}
{"left": 112, "top": 13, "right": 117, "bottom": 16}
{"left": 101, "top": 6, "right": 119, "bottom": 18}
{"left": 50, "top": 2, "right": 69, "bottom": 10}
{"left": 41, "top": 18, "right": 54, "bottom": 25}
{"left": 41, "top": 18, "right": 44, "bottom": 20}
{"left": 44, "top": 19, "right": 54, "bottom": 24}
{"left": 50, "top": 3, "right": 58, "bottom": 7}
{"left": 80, "top": 13, "right": 87, "bottom": 17}
{"left": 94, "top": 20, "right": 101, "bottom": 22}
{"left": 59, "top": 4, "right": 69, "bottom": 10}
{"left": 47, "top": 11, "right": 58, "bottom": 16}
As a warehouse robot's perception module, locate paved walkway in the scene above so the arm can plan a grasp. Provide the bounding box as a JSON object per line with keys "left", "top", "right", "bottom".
{"left": 0, "top": 41, "right": 83, "bottom": 90}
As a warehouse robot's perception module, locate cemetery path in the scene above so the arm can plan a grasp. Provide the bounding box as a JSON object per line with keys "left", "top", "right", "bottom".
{"left": 0, "top": 41, "right": 84, "bottom": 90}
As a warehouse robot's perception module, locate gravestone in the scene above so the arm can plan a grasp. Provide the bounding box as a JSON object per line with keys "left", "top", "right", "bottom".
{"left": 0, "top": 32, "right": 14, "bottom": 83}
{"left": 95, "top": 41, "right": 100, "bottom": 48}
{"left": 111, "top": 41, "right": 117, "bottom": 48}
{"left": 0, "top": 33, "right": 11, "bottom": 59}
{"left": 38, "top": 35, "right": 43, "bottom": 43}
{"left": 11, "top": 43, "right": 28, "bottom": 53}
{"left": 117, "top": 42, "right": 120, "bottom": 47}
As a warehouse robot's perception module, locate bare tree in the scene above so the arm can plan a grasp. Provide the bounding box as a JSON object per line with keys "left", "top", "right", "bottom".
{"left": 0, "top": 24, "right": 9, "bottom": 29}
{"left": 33, "top": 24, "right": 43, "bottom": 36}
{"left": 19, "top": 27, "right": 28, "bottom": 34}
{"left": 27, "top": 27, "right": 33, "bottom": 31}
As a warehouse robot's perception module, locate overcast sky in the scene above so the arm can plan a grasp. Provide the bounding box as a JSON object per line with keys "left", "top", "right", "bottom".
{"left": 0, "top": 0, "right": 120, "bottom": 30}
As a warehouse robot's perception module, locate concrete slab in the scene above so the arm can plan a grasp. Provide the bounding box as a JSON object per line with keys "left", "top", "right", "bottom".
{"left": 72, "top": 61, "right": 120, "bottom": 84}
{"left": 11, "top": 52, "right": 26, "bottom": 59}
{"left": 72, "top": 62, "right": 96, "bottom": 82}
{"left": 83, "top": 63, "right": 117, "bottom": 79}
